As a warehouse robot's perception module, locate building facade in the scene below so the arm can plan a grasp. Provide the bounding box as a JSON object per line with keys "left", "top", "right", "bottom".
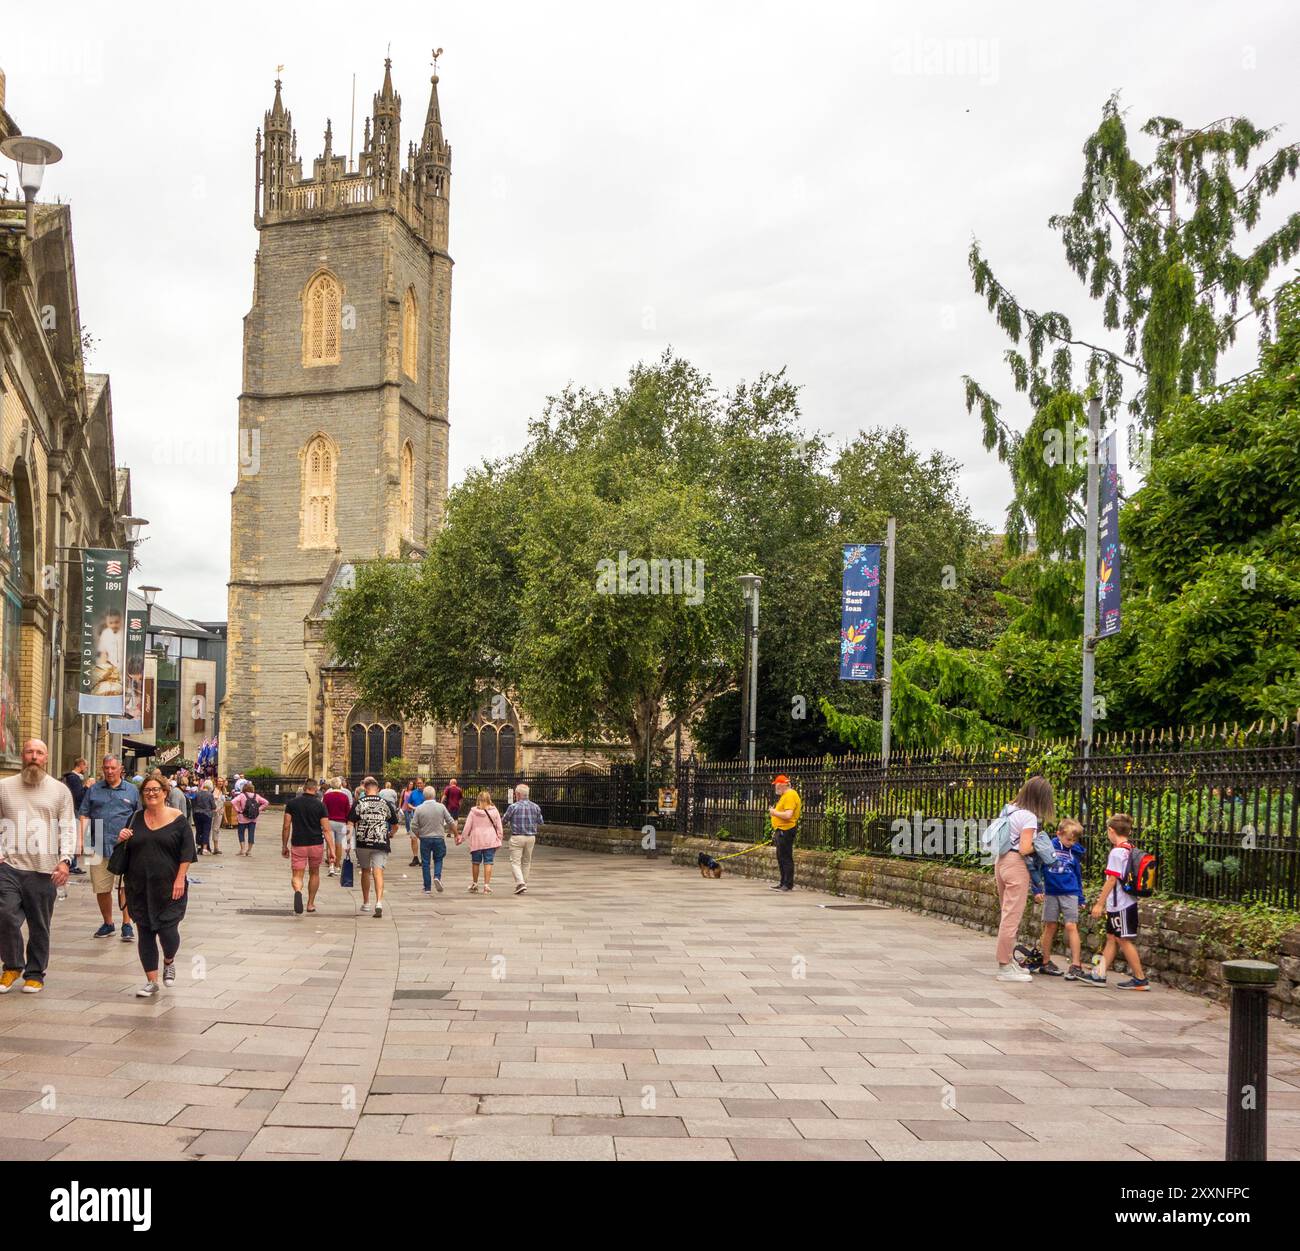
{"left": 0, "top": 68, "right": 133, "bottom": 776}
{"left": 222, "top": 62, "right": 453, "bottom": 777}
{"left": 222, "top": 62, "right": 626, "bottom": 783}
{"left": 116, "top": 593, "right": 225, "bottom": 777}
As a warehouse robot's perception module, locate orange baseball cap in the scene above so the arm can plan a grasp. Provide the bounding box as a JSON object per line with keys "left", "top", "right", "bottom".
{"left": 773, "top": 775, "right": 790, "bottom": 786}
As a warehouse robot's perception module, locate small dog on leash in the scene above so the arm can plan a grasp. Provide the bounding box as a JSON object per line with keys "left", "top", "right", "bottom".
{"left": 698, "top": 852, "right": 723, "bottom": 879}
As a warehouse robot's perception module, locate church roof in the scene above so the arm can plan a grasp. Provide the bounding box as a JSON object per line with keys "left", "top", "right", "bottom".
{"left": 307, "top": 556, "right": 356, "bottom": 621}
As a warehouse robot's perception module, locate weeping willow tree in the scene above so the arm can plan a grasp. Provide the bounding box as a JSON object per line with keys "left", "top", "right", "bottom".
{"left": 963, "top": 94, "right": 1300, "bottom": 635}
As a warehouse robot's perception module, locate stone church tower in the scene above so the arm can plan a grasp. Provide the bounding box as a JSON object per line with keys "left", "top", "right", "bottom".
{"left": 222, "top": 62, "right": 453, "bottom": 775}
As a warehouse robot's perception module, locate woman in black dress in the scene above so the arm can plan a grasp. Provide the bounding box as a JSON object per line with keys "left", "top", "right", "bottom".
{"left": 108, "top": 774, "right": 196, "bottom": 998}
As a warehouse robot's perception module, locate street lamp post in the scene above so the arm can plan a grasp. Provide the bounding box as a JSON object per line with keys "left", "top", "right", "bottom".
{"left": 139, "top": 585, "right": 161, "bottom": 769}
{"left": 738, "top": 575, "right": 762, "bottom": 784}
{"left": 1080, "top": 398, "right": 1102, "bottom": 757}
{"left": 1, "top": 135, "right": 63, "bottom": 239}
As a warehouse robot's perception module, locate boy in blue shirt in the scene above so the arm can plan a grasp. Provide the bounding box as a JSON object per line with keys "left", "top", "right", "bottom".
{"left": 1035, "top": 818, "right": 1086, "bottom": 979}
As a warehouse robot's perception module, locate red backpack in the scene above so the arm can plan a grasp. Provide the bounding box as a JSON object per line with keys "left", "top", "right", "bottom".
{"left": 1120, "top": 842, "right": 1158, "bottom": 898}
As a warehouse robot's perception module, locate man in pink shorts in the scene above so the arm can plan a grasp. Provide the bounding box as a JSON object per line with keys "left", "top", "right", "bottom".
{"left": 282, "top": 778, "right": 335, "bottom": 916}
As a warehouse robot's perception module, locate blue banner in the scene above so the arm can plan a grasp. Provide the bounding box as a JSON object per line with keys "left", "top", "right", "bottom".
{"left": 840, "top": 544, "right": 881, "bottom": 681}
{"left": 1097, "top": 431, "right": 1122, "bottom": 639}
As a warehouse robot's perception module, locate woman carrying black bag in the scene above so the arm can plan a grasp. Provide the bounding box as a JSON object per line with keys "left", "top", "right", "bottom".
{"left": 108, "top": 774, "right": 196, "bottom": 998}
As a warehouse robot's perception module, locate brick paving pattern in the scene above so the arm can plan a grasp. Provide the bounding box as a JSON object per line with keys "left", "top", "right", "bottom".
{"left": 2, "top": 841, "right": 1298, "bottom": 1160}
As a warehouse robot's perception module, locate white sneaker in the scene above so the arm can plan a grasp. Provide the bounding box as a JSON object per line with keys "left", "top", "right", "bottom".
{"left": 997, "top": 963, "right": 1033, "bottom": 983}
{"left": 136, "top": 982, "right": 160, "bottom": 998}
{"left": 374, "top": 900, "right": 383, "bottom": 918}
{"left": 434, "top": 879, "right": 443, "bottom": 893}
{"left": 359, "top": 903, "right": 373, "bottom": 914}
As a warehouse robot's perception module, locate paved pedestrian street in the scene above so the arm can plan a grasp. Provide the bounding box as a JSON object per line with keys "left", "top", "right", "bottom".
{"left": 2, "top": 840, "right": 1298, "bottom": 1162}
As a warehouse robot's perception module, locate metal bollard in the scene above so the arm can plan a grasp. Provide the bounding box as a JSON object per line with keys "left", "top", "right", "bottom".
{"left": 1222, "top": 959, "right": 1279, "bottom": 1162}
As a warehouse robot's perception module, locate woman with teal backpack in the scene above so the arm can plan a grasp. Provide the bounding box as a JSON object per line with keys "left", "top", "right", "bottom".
{"left": 991, "top": 777, "right": 1056, "bottom": 984}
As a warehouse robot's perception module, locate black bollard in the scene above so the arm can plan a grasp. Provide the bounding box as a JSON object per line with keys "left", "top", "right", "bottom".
{"left": 1222, "top": 959, "right": 1279, "bottom": 1162}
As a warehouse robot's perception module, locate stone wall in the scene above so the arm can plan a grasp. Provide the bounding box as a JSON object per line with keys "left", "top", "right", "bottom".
{"left": 674, "top": 835, "right": 1300, "bottom": 1023}
{"left": 535, "top": 824, "right": 668, "bottom": 856}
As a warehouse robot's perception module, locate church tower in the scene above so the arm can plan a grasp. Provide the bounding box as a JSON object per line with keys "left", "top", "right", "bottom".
{"left": 223, "top": 60, "right": 453, "bottom": 775}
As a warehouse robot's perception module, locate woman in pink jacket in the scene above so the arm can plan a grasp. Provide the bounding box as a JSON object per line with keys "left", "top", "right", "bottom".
{"left": 457, "top": 790, "right": 503, "bottom": 894}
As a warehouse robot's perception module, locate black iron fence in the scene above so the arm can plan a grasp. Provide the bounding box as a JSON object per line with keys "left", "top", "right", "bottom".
{"left": 679, "top": 721, "right": 1300, "bottom": 909}
{"left": 255, "top": 765, "right": 652, "bottom": 830}
{"left": 238, "top": 722, "right": 1300, "bottom": 908}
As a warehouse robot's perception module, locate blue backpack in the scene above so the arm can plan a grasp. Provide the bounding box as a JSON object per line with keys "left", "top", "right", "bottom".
{"left": 981, "top": 805, "right": 1055, "bottom": 862}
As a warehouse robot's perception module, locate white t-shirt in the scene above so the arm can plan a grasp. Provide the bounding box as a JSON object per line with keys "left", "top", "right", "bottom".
{"left": 1002, "top": 807, "right": 1037, "bottom": 857}
{"left": 1105, "top": 844, "right": 1138, "bottom": 912}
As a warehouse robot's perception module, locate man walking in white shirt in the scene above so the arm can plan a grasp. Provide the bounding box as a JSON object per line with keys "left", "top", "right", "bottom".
{"left": 0, "top": 740, "right": 76, "bottom": 994}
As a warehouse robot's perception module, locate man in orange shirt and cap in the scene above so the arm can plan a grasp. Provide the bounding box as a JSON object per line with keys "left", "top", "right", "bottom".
{"left": 768, "top": 775, "right": 802, "bottom": 892}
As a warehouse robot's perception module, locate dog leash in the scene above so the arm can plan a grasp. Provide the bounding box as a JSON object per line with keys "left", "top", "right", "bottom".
{"left": 715, "top": 835, "right": 775, "bottom": 862}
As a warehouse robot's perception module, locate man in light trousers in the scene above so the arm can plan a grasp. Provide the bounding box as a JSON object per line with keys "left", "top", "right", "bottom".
{"left": 501, "top": 784, "right": 544, "bottom": 896}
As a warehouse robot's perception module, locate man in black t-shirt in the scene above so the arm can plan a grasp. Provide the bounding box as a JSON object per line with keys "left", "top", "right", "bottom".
{"left": 62, "top": 758, "right": 89, "bottom": 874}
{"left": 282, "top": 778, "right": 334, "bottom": 917}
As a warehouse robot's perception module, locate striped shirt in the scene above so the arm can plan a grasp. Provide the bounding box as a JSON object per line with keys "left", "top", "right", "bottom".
{"left": 502, "top": 799, "right": 544, "bottom": 839}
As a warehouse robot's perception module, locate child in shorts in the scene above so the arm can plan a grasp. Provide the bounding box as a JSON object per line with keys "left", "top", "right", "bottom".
{"left": 1036, "top": 818, "right": 1086, "bottom": 978}
{"left": 1082, "top": 813, "right": 1150, "bottom": 990}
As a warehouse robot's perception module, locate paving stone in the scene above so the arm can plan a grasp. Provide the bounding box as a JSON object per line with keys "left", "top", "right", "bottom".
{"left": 185, "top": 1129, "right": 258, "bottom": 1156}
{"left": 240, "top": 1126, "right": 352, "bottom": 1159}
{"left": 722, "top": 1098, "right": 833, "bottom": 1119}
{"left": 0, "top": 1135, "right": 68, "bottom": 1159}
{"left": 14, "top": 844, "right": 1299, "bottom": 1161}
{"left": 731, "top": 1137, "right": 881, "bottom": 1161}
{"left": 614, "top": 1136, "right": 735, "bottom": 1160}
{"left": 451, "top": 1134, "right": 615, "bottom": 1161}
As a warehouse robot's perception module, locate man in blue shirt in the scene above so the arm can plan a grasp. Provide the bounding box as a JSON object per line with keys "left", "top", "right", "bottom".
{"left": 403, "top": 778, "right": 426, "bottom": 866}
{"left": 77, "top": 755, "right": 142, "bottom": 942}
{"left": 502, "top": 784, "right": 544, "bottom": 896}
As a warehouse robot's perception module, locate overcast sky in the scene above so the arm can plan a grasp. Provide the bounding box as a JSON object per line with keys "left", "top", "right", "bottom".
{"left": 6, "top": 0, "right": 1298, "bottom": 621}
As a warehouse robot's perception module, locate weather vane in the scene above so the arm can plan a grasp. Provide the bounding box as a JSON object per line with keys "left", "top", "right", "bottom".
{"left": 432, "top": 47, "right": 444, "bottom": 74}
{"left": 276, "top": 63, "right": 284, "bottom": 76}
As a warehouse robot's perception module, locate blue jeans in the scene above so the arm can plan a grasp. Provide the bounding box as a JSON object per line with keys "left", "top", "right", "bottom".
{"left": 419, "top": 836, "right": 447, "bottom": 890}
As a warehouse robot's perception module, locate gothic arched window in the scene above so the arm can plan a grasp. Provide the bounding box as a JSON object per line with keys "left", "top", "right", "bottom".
{"left": 401, "top": 287, "right": 418, "bottom": 380}
{"left": 459, "top": 697, "right": 519, "bottom": 775}
{"left": 400, "top": 441, "right": 415, "bottom": 540}
{"left": 346, "top": 706, "right": 403, "bottom": 780}
{"left": 301, "top": 433, "right": 337, "bottom": 550}
{"left": 302, "top": 270, "right": 342, "bottom": 367}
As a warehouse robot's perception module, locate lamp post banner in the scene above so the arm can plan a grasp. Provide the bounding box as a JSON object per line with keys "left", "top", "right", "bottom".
{"left": 1097, "top": 432, "right": 1122, "bottom": 640}
{"left": 139, "top": 653, "right": 157, "bottom": 748}
{"left": 107, "top": 606, "right": 146, "bottom": 734}
{"left": 77, "top": 548, "right": 129, "bottom": 714}
{"left": 840, "top": 544, "right": 881, "bottom": 681}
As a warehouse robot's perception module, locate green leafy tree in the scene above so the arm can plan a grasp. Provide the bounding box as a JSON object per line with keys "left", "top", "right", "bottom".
{"left": 964, "top": 94, "right": 1300, "bottom": 634}
{"left": 326, "top": 353, "right": 828, "bottom": 763}
{"left": 1120, "top": 280, "right": 1300, "bottom": 724}
{"left": 692, "top": 427, "right": 996, "bottom": 759}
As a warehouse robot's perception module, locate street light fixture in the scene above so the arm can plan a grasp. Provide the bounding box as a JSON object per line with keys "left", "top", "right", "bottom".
{"left": 0, "top": 135, "right": 63, "bottom": 239}
{"left": 118, "top": 516, "right": 149, "bottom": 546}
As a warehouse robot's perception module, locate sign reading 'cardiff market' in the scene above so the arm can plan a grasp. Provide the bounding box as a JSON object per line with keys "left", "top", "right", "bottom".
{"left": 78, "top": 548, "right": 129, "bottom": 715}
{"left": 840, "top": 544, "right": 882, "bottom": 682}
